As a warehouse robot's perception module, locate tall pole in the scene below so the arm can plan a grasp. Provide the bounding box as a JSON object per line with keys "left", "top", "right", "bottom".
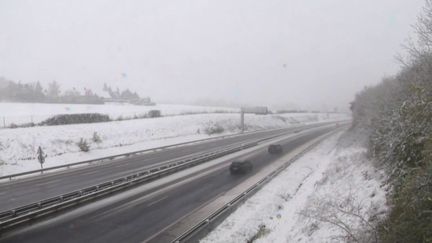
{"left": 240, "top": 111, "right": 245, "bottom": 133}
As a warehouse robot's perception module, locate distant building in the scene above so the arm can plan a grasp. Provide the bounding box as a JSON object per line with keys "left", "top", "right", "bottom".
{"left": 130, "top": 97, "right": 156, "bottom": 106}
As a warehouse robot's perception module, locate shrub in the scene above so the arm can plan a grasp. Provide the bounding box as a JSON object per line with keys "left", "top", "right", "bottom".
{"left": 204, "top": 123, "right": 225, "bottom": 135}
{"left": 40, "top": 113, "right": 110, "bottom": 126}
{"left": 300, "top": 194, "right": 380, "bottom": 243}
{"left": 7, "top": 122, "right": 36, "bottom": 129}
{"left": 148, "top": 110, "right": 161, "bottom": 118}
{"left": 248, "top": 224, "right": 271, "bottom": 242}
{"left": 92, "top": 132, "right": 102, "bottom": 143}
{"left": 378, "top": 159, "right": 432, "bottom": 243}
{"left": 77, "top": 138, "right": 90, "bottom": 152}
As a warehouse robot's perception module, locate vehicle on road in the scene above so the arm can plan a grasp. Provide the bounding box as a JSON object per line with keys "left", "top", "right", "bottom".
{"left": 229, "top": 160, "right": 253, "bottom": 175}
{"left": 268, "top": 144, "right": 283, "bottom": 154}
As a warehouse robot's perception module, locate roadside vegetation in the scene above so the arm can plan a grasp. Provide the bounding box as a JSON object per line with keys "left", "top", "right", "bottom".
{"left": 7, "top": 110, "right": 164, "bottom": 128}
{"left": 204, "top": 122, "right": 225, "bottom": 135}
{"left": 5, "top": 110, "right": 243, "bottom": 129}
{"left": 350, "top": 1, "right": 432, "bottom": 241}
{"left": 77, "top": 138, "right": 90, "bottom": 152}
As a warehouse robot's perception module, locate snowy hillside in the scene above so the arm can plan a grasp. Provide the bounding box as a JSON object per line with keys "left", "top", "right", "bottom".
{"left": 0, "top": 102, "right": 238, "bottom": 127}
{"left": 202, "top": 131, "right": 388, "bottom": 243}
{"left": 0, "top": 112, "right": 349, "bottom": 176}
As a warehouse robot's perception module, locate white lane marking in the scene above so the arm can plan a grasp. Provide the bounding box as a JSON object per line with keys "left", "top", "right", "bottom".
{"left": 35, "top": 178, "right": 63, "bottom": 186}
{"left": 146, "top": 196, "right": 168, "bottom": 207}
{"left": 88, "top": 165, "right": 227, "bottom": 222}
{"left": 80, "top": 170, "right": 100, "bottom": 176}
{"left": 114, "top": 163, "right": 129, "bottom": 168}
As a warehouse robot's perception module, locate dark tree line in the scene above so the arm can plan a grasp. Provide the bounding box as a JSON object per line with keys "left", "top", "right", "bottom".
{"left": 0, "top": 78, "right": 152, "bottom": 105}
{"left": 103, "top": 83, "right": 140, "bottom": 100}
{"left": 0, "top": 78, "right": 103, "bottom": 104}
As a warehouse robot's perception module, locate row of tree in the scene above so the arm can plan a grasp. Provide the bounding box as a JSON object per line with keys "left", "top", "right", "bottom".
{"left": 350, "top": 1, "right": 432, "bottom": 242}
{"left": 0, "top": 78, "right": 149, "bottom": 105}
{"left": 0, "top": 78, "right": 104, "bottom": 104}
{"left": 103, "top": 83, "right": 140, "bottom": 101}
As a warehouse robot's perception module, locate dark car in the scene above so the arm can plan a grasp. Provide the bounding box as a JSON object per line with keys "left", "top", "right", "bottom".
{"left": 229, "top": 160, "right": 253, "bottom": 175}
{"left": 268, "top": 144, "right": 283, "bottom": 154}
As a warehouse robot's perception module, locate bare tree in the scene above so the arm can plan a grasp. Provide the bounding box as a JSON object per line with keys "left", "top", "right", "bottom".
{"left": 399, "top": 0, "right": 432, "bottom": 64}
{"left": 37, "top": 146, "right": 47, "bottom": 171}
{"left": 415, "top": 1, "right": 432, "bottom": 51}
{"left": 47, "top": 81, "right": 61, "bottom": 98}
{"left": 396, "top": 0, "right": 432, "bottom": 67}
{"left": 299, "top": 192, "right": 381, "bottom": 243}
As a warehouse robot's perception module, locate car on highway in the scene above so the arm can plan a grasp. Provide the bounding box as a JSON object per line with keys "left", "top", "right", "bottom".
{"left": 268, "top": 144, "right": 283, "bottom": 154}
{"left": 229, "top": 160, "right": 253, "bottom": 175}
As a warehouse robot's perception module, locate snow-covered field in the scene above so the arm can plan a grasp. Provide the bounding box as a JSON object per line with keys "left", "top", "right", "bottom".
{"left": 0, "top": 102, "right": 238, "bottom": 127}
{"left": 0, "top": 112, "right": 349, "bottom": 176}
{"left": 202, "top": 131, "right": 388, "bottom": 243}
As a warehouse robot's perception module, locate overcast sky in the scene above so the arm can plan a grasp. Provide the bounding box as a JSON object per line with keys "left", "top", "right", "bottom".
{"left": 0, "top": 0, "right": 424, "bottom": 110}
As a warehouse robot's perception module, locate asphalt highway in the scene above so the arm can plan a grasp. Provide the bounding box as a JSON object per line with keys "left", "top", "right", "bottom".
{"left": 0, "top": 125, "right": 337, "bottom": 243}
{"left": 0, "top": 123, "right": 336, "bottom": 213}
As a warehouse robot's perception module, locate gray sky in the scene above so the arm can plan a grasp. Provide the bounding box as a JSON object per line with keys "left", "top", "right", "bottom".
{"left": 0, "top": 0, "right": 424, "bottom": 110}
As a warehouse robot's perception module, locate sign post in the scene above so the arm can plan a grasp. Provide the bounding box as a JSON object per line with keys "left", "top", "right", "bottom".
{"left": 240, "top": 106, "right": 268, "bottom": 133}
{"left": 240, "top": 111, "right": 245, "bottom": 133}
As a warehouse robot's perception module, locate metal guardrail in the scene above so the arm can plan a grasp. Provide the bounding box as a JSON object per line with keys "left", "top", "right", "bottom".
{"left": 0, "top": 141, "right": 259, "bottom": 232}
{"left": 171, "top": 129, "right": 342, "bottom": 243}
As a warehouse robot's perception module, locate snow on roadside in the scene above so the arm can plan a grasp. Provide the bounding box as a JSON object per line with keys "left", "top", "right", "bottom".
{"left": 201, "top": 130, "right": 388, "bottom": 243}
{"left": 0, "top": 112, "right": 349, "bottom": 176}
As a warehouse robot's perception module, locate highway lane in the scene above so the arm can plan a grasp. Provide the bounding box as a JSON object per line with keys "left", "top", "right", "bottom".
{"left": 0, "top": 122, "right": 333, "bottom": 212}
{"left": 0, "top": 126, "right": 336, "bottom": 243}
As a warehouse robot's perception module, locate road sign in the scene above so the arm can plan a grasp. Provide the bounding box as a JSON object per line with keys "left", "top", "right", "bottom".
{"left": 241, "top": 106, "right": 268, "bottom": 115}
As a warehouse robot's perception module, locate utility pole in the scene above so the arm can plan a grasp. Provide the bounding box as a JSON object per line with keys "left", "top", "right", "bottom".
{"left": 240, "top": 111, "right": 245, "bottom": 133}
